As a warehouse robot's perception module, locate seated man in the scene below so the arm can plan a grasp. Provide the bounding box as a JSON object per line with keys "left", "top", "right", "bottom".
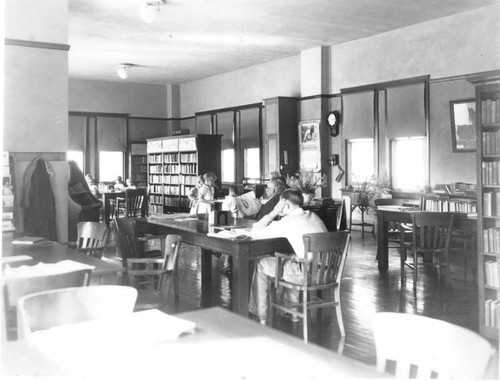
{"left": 248, "top": 189, "right": 327, "bottom": 325}
{"left": 255, "top": 179, "right": 285, "bottom": 221}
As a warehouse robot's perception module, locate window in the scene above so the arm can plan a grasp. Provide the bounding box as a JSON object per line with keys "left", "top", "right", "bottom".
{"left": 99, "top": 151, "right": 123, "bottom": 182}
{"left": 244, "top": 148, "right": 260, "bottom": 180}
{"left": 221, "top": 149, "right": 235, "bottom": 183}
{"left": 347, "top": 139, "right": 374, "bottom": 185}
{"left": 67, "top": 151, "right": 84, "bottom": 172}
{"left": 391, "top": 137, "right": 426, "bottom": 190}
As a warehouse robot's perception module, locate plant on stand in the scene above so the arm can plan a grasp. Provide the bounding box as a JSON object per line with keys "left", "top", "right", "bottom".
{"left": 286, "top": 168, "right": 327, "bottom": 205}
{"left": 349, "top": 172, "right": 391, "bottom": 208}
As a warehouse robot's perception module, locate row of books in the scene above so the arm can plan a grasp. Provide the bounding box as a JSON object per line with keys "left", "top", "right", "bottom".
{"left": 482, "top": 98, "right": 500, "bottom": 125}
{"left": 482, "top": 131, "right": 500, "bottom": 155}
{"left": 164, "top": 153, "right": 179, "bottom": 163}
{"left": 483, "top": 192, "right": 500, "bottom": 216}
{"left": 422, "top": 198, "right": 477, "bottom": 213}
{"left": 483, "top": 228, "right": 500, "bottom": 253}
{"left": 484, "top": 299, "right": 500, "bottom": 327}
{"left": 131, "top": 155, "right": 147, "bottom": 164}
{"left": 148, "top": 153, "right": 162, "bottom": 163}
{"left": 481, "top": 161, "right": 500, "bottom": 185}
{"left": 148, "top": 204, "right": 164, "bottom": 214}
{"left": 180, "top": 153, "right": 197, "bottom": 162}
{"left": 2, "top": 152, "right": 14, "bottom": 232}
{"left": 485, "top": 260, "right": 500, "bottom": 287}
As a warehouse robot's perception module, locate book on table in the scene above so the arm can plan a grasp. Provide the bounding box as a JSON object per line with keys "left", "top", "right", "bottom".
{"left": 11, "top": 236, "right": 46, "bottom": 245}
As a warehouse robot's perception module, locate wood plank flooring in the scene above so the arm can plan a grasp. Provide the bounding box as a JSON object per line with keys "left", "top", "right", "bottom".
{"left": 106, "top": 227, "right": 480, "bottom": 367}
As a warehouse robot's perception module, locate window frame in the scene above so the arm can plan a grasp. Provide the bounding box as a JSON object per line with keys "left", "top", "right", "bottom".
{"left": 346, "top": 138, "right": 375, "bottom": 188}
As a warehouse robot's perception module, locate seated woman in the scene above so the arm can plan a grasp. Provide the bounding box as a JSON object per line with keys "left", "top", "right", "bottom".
{"left": 114, "top": 176, "right": 126, "bottom": 190}
{"left": 125, "top": 178, "right": 136, "bottom": 189}
{"left": 255, "top": 179, "right": 285, "bottom": 220}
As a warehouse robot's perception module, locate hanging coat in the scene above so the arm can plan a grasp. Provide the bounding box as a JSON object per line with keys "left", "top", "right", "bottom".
{"left": 22, "top": 158, "right": 58, "bottom": 241}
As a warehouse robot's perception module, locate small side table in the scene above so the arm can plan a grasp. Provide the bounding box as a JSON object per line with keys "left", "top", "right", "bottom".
{"left": 349, "top": 203, "right": 375, "bottom": 237}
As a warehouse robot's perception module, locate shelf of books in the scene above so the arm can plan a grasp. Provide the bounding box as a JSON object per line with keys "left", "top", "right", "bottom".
{"left": 470, "top": 72, "right": 500, "bottom": 339}
{"left": 3, "top": 152, "right": 15, "bottom": 235}
{"left": 146, "top": 134, "right": 221, "bottom": 214}
{"left": 130, "top": 143, "right": 148, "bottom": 188}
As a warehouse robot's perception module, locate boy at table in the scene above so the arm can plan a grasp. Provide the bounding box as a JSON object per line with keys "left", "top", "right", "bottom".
{"left": 248, "top": 189, "right": 327, "bottom": 324}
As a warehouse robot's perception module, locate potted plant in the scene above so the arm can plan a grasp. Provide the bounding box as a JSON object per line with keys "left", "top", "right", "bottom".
{"left": 349, "top": 172, "right": 391, "bottom": 208}
{"left": 286, "top": 168, "right": 327, "bottom": 205}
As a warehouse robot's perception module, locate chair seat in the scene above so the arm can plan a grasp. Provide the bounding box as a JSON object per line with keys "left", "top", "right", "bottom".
{"left": 134, "top": 289, "right": 164, "bottom": 311}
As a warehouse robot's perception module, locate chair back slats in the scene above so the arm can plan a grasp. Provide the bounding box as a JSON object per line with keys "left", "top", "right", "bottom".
{"left": 114, "top": 219, "right": 142, "bottom": 261}
{"left": 411, "top": 212, "right": 454, "bottom": 255}
{"left": 156, "top": 234, "right": 182, "bottom": 292}
{"left": 125, "top": 188, "right": 146, "bottom": 218}
{"left": 76, "top": 222, "right": 108, "bottom": 258}
{"left": 303, "top": 231, "right": 350, "bottom": 287}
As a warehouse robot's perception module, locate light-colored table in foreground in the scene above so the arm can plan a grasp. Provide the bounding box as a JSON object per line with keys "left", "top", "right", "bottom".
{"left": 2, "top": 307, "right": 384, "bottom": 380}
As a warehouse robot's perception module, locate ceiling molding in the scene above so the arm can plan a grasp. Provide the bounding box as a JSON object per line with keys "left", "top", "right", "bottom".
{"left": 5, "top": 38, "right": 70, "bottom": 51}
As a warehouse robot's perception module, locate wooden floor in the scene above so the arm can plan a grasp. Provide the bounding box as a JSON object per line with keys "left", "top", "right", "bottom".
{"left": 106, "top": 226, "right": 479, "bottom": 367}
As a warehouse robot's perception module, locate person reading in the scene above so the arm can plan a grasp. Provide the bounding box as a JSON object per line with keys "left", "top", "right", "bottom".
{"left": 248, "top": 189, "right": 327, "bottom": 325}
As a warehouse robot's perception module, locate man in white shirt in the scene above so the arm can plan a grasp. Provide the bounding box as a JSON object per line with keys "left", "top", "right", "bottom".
{"left": 248, "top": 189, "right": 327, "bottom": 324}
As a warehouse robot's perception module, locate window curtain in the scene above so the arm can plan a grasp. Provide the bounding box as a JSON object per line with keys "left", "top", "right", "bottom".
{"left": 68, "top": 115, "right": 87, "bottom": 151}
{"left": 216, "top": 111, "right": 235, "bottom": 150}
{"left": 97, "top": 117, "right": 127, "bottom": 151}
{"left": 386, "top": 83, "right": 425, "bottom": 138}
{"left": 342, "top": 91, "right": 375, "bottom": 139}
{"left": 239, "top": 107, "right": 260, "bottom": 149}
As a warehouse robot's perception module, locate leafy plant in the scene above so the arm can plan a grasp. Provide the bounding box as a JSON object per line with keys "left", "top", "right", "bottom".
{"left": 350, "top": 172, "right": 391, "bottom": 206}
{"left": 286, "top": 168, "right": 327, "bottom": 194}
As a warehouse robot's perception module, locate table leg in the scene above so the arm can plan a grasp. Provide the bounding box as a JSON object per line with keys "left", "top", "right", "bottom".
{"left": 103, "top": 196, "right": 110, "bottom": 225}
{"left": 377, "top": 212, "right": 389, "bottom": 273}
{"left": 200, "top": 249, "right": 213, "bottom": 286}
{"left": 231, "top": 246, "right": 249, "bottom": 317}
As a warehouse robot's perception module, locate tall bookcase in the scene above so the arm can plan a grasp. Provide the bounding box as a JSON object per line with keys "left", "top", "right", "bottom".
{"left": 146, "top": 134, "right": 221, "bottom": 214}
{"left": 470, "top": 73, "right": 500, "bottom": 340}
{"left": 130, "top": 142, "right": 148, "bottom": 188}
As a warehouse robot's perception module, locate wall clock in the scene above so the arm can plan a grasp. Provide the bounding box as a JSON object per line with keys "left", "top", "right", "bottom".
{"left": 327, "top": 111, "right": 340, "bottom": 137}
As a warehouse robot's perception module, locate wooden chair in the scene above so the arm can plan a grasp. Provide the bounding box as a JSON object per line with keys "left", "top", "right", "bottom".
{"left": 3, "top": 267, "right": 93, "bottom": 340}
{"left": 75, "top": 221, "right": 108, "bottom": 259}
{"left": 17, "top": 285, "right": 137, "bottom": 341}
{"left": 399, "top": 211, "right": 454, "bottom": 291}
{"left": 127, "top": 234, "right": 183, "bottom": 312}
{"left": 374, "top": 198, "right": 413, "bottom": 250}
{"left": 269, "top": 231, "right": 350, "bottom": 342}
{"left": 112, "top": 188, "right": 147, "bottom": 219}
{"left": 114, "top": 218, "right": 165, "bottom": 267}
{"left": 373, "top": 312, "right": 494, "bottom": 378}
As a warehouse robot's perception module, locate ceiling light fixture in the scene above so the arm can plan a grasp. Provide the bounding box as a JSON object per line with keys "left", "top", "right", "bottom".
{"left": 140, "top": 0, "right": 166, "bottom": 24}
{"left": 117, "top": 64, "right": 133, "bottom": 80}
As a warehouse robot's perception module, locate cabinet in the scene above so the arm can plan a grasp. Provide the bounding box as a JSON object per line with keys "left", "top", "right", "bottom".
{"left": 146, "top": 134, "right": 221, "bottom": 214}
{"left": 470, "top": 73, "right": 500, "bottom": 339}
{"left": 262, "top": 97, "right": 298, "bottom": 179}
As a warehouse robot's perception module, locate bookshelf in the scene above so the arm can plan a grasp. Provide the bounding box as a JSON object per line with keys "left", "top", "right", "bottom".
{"left": 146, "top": 134, "right": 221, "bottom": 214}
{"left": 469, "top": 73, "right": 500, "bottom": 339}
{"left": 421, "top": 194, "right": 477, "bottom": 215}
{"left": 130, "top": 143, "right": 148, "bottom": 188}
{"left": 2, "top": 152, "right": 15, "bottom": 234}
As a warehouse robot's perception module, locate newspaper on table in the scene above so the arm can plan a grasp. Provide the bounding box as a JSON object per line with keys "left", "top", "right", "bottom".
{"left": 235, "top": 191, "right": 261, "bottom": 217}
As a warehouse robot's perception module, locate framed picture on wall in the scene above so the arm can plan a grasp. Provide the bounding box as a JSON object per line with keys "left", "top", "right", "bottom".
{"left": 450, "top": 99, "right": 476, "bottom": 152}
{"left": 298, "top": 120, "right": 321, "bottom": 170}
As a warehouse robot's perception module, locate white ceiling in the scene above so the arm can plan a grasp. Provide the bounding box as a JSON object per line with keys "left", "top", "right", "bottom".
{"left": 69, "top": 0, "right": 500, "bottom": 85}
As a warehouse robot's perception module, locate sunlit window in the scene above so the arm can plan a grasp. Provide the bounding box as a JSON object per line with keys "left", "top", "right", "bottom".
{"left": 244, "top": 148, "right": 260, "bottom": 179}
{"left": 347, "top": 139, "right": 374, "bottom": 185}
{"left": 391, "top": 137, "right": 426, "bottom": 190}
{"left": 221, "top": 149, "right": 235, "bottom": 183}
{"left": 99, "top": 151, "right": 123, "bottom": 182}
{"left": 67, "top": 151, "right": 84, "bottom": 172}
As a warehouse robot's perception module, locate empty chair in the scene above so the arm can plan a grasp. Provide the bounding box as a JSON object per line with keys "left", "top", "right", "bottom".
{"left": 374, "top": 198, "right": 413, "bottom": 250}
{"left": 75, "top": 221, "right": 108, "bottom": 259}
{"left": 399, "top": 212, "right": 454, "bottom": 291}
{"left": 112, "top": 188, "right": 147, "bottom": 219}
{"left": 269, "top": 231, "right": 350, "bottom": 342}
{"left": 114, "top": 218, "right": 166, "bottom": 267}
{"left": 17, "top": 285, "right": 138, "bottom": 340}
{"left": 3, "top": 266, "right": 93, "bottom": 340}
{"left": 373, "top": 312, "right": 494, "bottom": 378}
{"left": 127, "top": 234, "right": 183, "bottom": 312}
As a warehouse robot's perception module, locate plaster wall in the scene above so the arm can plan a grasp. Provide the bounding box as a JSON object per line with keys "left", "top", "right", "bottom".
{"left": 69, "top": 79, "right": 168, "bottom": 118}
{"left": 330, "top": 4, "right": 500, "bottom": 92}
{"left": 180, "top": 55, "right": 300, "bottom": 116}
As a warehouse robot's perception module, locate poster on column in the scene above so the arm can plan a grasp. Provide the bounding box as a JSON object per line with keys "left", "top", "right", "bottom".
{"left": 298, "top": 120, "right": 321, "bottom": 170}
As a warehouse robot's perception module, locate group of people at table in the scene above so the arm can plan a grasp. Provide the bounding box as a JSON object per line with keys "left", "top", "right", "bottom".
{"left": 186, "top": 171, "right": 328, "bottom": 325}
{"left": 85, "top": 174, "right": 136, "bottom": 198}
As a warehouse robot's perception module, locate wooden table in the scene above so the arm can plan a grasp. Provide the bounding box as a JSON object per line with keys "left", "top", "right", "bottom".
{"left": 376, "top": 209, "right": 477, "bottom": 272}
{"left": 137, "top": 217, "right": 292, "bottom": 316}
{"left": 2, "top": 240, "right": 122, "bottom": 285}
{"left": 101, "top": 190, "right": 125, "bottom": 225}
{"left": 2, "top": 307, "right": 384, "bottom": 379}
